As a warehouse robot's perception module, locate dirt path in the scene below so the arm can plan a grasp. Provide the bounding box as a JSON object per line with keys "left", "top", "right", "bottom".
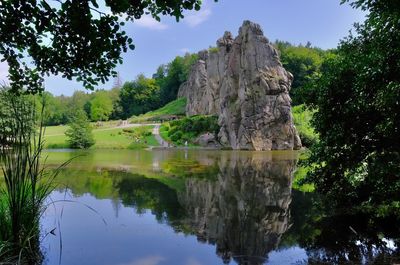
{"left": 152, "top": 124, "right": 171, "bottom": 147}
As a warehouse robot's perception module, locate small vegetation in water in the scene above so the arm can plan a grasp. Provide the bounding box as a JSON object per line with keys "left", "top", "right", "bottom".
{"left": 161, "top": 115, "right": 219, "bottom": 146}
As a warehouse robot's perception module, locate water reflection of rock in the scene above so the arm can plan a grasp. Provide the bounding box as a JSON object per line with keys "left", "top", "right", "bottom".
{"left": 178, "top": 152, "right": 297, "bottom": 264}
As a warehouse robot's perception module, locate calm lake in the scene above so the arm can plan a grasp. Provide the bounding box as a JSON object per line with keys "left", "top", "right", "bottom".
{"left": 39, "top": 149, "right": 399, "bottom": 265}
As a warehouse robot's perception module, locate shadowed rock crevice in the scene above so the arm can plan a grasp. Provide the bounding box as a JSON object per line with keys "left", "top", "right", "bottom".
{"left": 178, "top": 21, "right": 301, "bottom": 150}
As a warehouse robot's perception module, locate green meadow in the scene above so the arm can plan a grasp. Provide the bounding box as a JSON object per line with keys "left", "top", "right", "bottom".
{"left": 44, "top": 124, "right": 159, "bottom": 149}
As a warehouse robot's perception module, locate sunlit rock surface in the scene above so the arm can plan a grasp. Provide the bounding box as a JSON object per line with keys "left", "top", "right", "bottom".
{"left": 178, "top": 21, "right": 301, "bottom": 150}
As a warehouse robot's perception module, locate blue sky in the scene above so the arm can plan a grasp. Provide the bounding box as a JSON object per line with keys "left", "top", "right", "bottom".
{"left": 0, "top": 0, "right": 365, "bottom": 96}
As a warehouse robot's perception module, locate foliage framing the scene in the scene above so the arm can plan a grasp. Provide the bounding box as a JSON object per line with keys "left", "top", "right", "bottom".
{"left": 0, "top": 0, "right": 213, "bottom": 93}
{"left": 305, "top": 0, "right": 400, "bottom": 215}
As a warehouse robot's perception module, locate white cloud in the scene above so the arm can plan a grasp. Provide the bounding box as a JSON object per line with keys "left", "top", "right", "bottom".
{"left": 89, "top": 1, "right": 168, "bottom": 30}
{"left": 184, "top": 0, "right": 212, "bottom": 27}
{"left": 134, "top": 15, "right": 169, "bottom": 30}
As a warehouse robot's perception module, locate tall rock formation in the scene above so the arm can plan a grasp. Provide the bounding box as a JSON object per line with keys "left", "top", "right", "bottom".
{"left": 178, "top": 21, "right": 302, "bottom": 150}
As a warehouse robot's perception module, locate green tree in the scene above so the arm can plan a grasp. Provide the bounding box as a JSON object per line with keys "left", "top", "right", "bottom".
{"left": 0, "top": 90, "right": 14, "bottom": 145}
{"left": 156, "top": 53, "right": 198, "bottom": 106}
{"left": 305, "top": 0, "right": 400, "bottom": 216}
{"left": 0, "top": 87, "right": 37, "bottom": 145}
{"left": 65, "top": 110, "right": 95, "bottom": 149}
{"left": 0, "top": 0, "right": 209, "bottom": 93}
{"left": 33, "top": 92, "right": 69, "bottom": 126}
{"left": 107, "top": 86, "right": 123, "bottom": 120}
{"left": 67, "top": 91, "right": 92, "bottom": 118}
{"left": 119, "top": 74, "right": 160, "bottom": 118}
{"left": 89, "top": 90, "right": 113, "bottom": 121}
{"left": 275, "top": 41, "right": 331, "bottom": 105}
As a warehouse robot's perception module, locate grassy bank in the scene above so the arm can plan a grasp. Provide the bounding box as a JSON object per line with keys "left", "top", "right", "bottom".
{"left": 130, "top": 98, "right": 186, "bottom": 123}
{"left": 44, "top": 125, "right": 159, "bottom": 149}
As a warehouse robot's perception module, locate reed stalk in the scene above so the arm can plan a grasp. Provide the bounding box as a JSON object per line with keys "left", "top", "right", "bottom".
{"left": 0, "top": 90, "right": 66, "bottom": 264}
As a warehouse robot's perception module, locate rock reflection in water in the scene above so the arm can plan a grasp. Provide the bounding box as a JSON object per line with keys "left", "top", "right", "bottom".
{"left": 41, "top": 150, "right": 400, "bottom": 265}
{"left": 177, "top": 152, "right": 297, "bottom": 264}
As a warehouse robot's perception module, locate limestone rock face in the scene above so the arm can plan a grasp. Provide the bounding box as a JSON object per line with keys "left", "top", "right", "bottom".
{"left": 193, "top": 132, "right": 221, "bottom": 147}
{"left": 178, "top": 21, "right": 301, "bottom": 150}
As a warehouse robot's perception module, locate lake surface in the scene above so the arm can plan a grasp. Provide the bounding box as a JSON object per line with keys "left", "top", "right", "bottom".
{"left": 39, "top": 149, "right": 399, "bottom": 265}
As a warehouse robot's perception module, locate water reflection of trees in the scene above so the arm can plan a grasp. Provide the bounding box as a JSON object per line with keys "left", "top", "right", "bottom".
{"left": 303, "top": 216, "right": 400, "bottom": 265}
{"left": 116, "top": 177, "right": 185, "bottom": 224}
{"left": 287, "top": 191, "right": 400, "bottom": 264}
{"left": 54, "top": 169, "right": 185, "bottom": 224}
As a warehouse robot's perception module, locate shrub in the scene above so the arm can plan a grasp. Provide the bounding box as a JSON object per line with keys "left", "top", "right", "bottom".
{"left": 129, "top": 126, "right": 152, "bottom": 138}
{"left": 292, "top": 104, "right": 318, "bottom": 147}
{"left": 208, "top": 46, "right": 219, "bottom": 53}
{"left": 65, "top": 110, "right": 95, "bottom": 149}
{"left": 165, "top": 115, "right": 219, "bottom": 145}
{"left": 170, "top": 130, "right": 183, "bottom": 142}
{"left": 122, "top": 128, "right": 133, "bottom": 133}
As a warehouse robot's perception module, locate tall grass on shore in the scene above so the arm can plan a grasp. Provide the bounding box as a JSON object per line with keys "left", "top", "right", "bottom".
{"left": 0, "top": 91, "right": 64, "bottom": 264}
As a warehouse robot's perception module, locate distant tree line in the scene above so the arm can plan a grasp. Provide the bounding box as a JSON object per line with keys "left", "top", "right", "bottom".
{"left": 38, "top": 53, "right": 198, "bottom": 125}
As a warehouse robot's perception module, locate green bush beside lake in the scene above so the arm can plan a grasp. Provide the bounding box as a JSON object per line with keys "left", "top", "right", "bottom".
{"left": 292, "top": 104, "right": 318, "bottom": 147}
{"left": 161, "top": 115, "right": 219, "bottom": 146}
